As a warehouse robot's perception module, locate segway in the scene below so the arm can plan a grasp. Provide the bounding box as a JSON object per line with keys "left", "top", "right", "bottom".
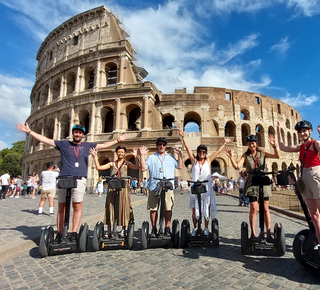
{"left": 39, "top": 176, "right": 89, "bottom": 257}
{"left": 180, "top": 179, "right": 219, "bottom": 248}
{"left": 278, "top": 166, "right": 320, "bottom": 269}
{"left": 141, "top": 177, "right": 179, "bottom": 249}
{"left": 241, "top": 170, "right": 286, "bottom": 256}
{"left": 92, "top": 176, "right": 134, "bottom": 250}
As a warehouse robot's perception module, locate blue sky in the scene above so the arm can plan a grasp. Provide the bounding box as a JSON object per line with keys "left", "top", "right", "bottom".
{"left": 0, "top": 0, "right": 320, "bottom": 149}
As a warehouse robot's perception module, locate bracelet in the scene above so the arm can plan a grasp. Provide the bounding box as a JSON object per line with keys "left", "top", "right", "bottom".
{"left": 117, "top": 138, "right": 120, "bottom": 143}
{"left": 28, "top": 130, "right": 32, "bottom": 134}
{"left": 273, "top": 145, "right": 277, "bottom": 148}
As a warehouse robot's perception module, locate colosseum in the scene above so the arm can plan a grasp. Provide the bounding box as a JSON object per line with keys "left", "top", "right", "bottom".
{"left": 22, "top": 5, "right": 301, "bottom": 191}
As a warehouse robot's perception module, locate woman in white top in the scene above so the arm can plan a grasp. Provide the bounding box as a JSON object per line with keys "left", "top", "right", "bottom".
{"left": 180, "top": 129, "right": 230, "bottom": 235}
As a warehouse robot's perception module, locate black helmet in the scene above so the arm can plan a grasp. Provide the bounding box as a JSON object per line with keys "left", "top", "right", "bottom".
{"left": 115, "top": 145, "right": 127, "bottom": 152}
{"left": 156, "top": 137, "right": 167, "bottom": 145}
{"left": 197, "top": 144, "right": 207, "bottom": 153}
{"left": 72, "top": 124, "right": 85, "bottom": 134}
{"left": 245, "top": 135, "right": 258, "bottom": 143}
{"left": 294, "top": 120, "right": 312, "bottom": 131}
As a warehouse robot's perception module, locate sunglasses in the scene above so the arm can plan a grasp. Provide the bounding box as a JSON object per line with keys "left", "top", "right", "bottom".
{"left": 157, "top": 143, "right": 167, "bottom": 147}
{"left": 198, "top": 150, "right": 206, "bottom": 153}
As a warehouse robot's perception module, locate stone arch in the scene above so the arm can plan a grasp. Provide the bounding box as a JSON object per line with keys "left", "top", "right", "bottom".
{"left": 101, "top": 106, "right": 114, "bottom": 133}
{"left": 241, "top": 123, "right": 250, "bottom": 146}
{"left": 211, "top": 160, "right": 221, "bottom": 174}
{"left": 272, "top": 162, "right": 278, "bottom": 172}
{"left": 285, "top": 119, "right": 290, "bottom": 129}
{"left": 66, "top": 71, "right": 76, "bottom": 95}
{"left": 105, "top": 62, "right": 118, "bottom": 86}
{"left": 79, "top": 109, "right": 90, "bottom": 134}
{"left": 98, "top": 156, "right": 111, "bottom": 177}
{"left": 163, "top": 114, "right": 175, "bottom": 129}
{"left": 184, "top": 111, "right": 201, "bottom": 132}
{"left": 33, "top": 122, "right": 42, "bottom": 149}
{"left": 280, "top": 128, "right": 285, "bottom": 145}
{"left": 42, "top": 84, "right": 49, "bottom": 105}
{"left": 240, "top": 108, "right": 250, "bottom": 120}
{"left": 85, "top": 66, "right": 95, "bottom": 89}
{"left": 225, "top": 121, "right": 236, "bottom": 141}
{"left": 155, "top": 94, "right": 160, "bottom": 105}
{"left": 268, "top": 126, "right": 275, "bottom": 136}
{"left": 255, "top": 124, "right": 265, "bottom": 147}
{"left": 212, "top": 120, "right": 219, "bottom": 137}
{"left": 52, "top": 78, "right": 61, "bottom": 100}
{"left": 45, "top": 118, "right": 54, "bottom": 139}
{"left": 60, "top": 114, "right": 70, "bottom": 139}
{"left": 293, "top": 133, "right": 298, "bottom": 145}
{"left": 287, "top": 132, "right": 292, "bottom": 146}
{"left": 213, "top": 157, "right": 227, "bottom": 175}
{"left": 127, "top": 156, "right": 139, "bottom": 180}
{"left": 126, "top": 104, "right": 141, "bottom": 131}
{"left": 281, "top": 162, "right": 287, "bottom": 171}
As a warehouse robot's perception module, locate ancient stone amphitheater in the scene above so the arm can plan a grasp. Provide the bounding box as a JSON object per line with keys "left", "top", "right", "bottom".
{"left": 22, "top": 6, "right": 300, "bottom": 191}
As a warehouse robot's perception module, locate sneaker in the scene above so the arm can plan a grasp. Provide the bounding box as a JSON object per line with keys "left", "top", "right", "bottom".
{"left": 55, "top": 232, "right": 62, "bottom": 243}
{"left": 150, "top": 227, "right": 157, "bottom": 238}
{"left": 14, "top": 196, "right": 19, "bottom": 198}
{"left": 250, "top": 235, "right": 258, "bottom": 243}
{"left": 314, "top": 244, "right": 320, "bottom": 250}
{"left": 266, "top": 235, "right": 274, "bottom": 243}
{"left": 9, "top": 195, "right": 13, "bottom": 198}
{"left": 191, "top": 229, "right": 197, "bottom": 237}
{"left": 164, "top": 227, "right": 171, "bottom": 237}
{"left": 204, "top": 228, "right": 209, "bottom": 236}
{"left": 69, "top": 232, "right": 78, "bottom": 242}
{"left": 38, "top": 212, "right": 42, "bottom": 216}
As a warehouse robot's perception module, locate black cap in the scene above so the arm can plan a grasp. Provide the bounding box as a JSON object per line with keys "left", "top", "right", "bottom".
{"left": 294, "top": 120, "right": 312, "bottom": 131}
{"left": 245, "top": 135, "right": 258, "bottom": 143}
{"left": 116, "top": 145, "right": 127, "bottom": 152}
{"left": 156, "top": 137, "right": 167, "bottom": 145}
{"left": 72, "top": 125, "right": 85, "bottom": 133}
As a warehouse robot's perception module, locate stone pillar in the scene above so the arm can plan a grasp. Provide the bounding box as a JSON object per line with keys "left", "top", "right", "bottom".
{"left": 69, "top": 106, "right": 75, "bottom": 137}
{"left": 142, "top": 95, "right": 150, "bottom": 130}
{"left": 118, "top": 53, "right": 127, "bottom": 84}
{"left": 47, "top": 79, "right": 53, "bottom": 104}
{"left": 114, "top": 98, "right": 121, "bottom": 132}
{"left": 89, "top": 102, "right": 96, "bottom": 137}
{"left": 75, "top": 66, "right": 82, "bottom": 93}
{"left": 94, "top": 60, "right": 101, "bottom": 89}
{"left": 59, "top": 74, "right": 65, "bottom": 99}
{"left": 54, "top": 114, "right": 60, "bottom": 140}
{"left": 95, "top": 103, "right": 102, "bottom": 134}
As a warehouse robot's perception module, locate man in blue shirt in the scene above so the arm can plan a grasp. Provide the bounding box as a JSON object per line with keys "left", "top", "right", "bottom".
{"left": 17, "top": 122, "right": 126, "bottom": 242}
{"left": 140, "top": 137, "right": 183, "bottom": 237}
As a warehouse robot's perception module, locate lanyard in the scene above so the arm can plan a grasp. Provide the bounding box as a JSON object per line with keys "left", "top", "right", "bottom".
{"left": 73, "top": 142, "right": 81, "bottom": 161}
{"left": 157, "top": 153, "right": 166, "bottom": 165}
{"left": 251, "top": 152, "right": 258, "bottom": 169}
{"left": 116, "top": 160, "right": 125, "bottom": 177}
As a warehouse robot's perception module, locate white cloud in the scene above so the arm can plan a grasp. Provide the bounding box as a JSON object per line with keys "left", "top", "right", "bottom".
{"left": 279, "top": 92, "right": 319, "bottom": 108}
{"left": 269, "top": 36, "right": 291, "bottom": 55}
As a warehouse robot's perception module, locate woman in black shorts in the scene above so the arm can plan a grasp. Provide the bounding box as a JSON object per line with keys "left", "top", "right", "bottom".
{"left": 224, "top": 134, "right": 279, "bottom": 241}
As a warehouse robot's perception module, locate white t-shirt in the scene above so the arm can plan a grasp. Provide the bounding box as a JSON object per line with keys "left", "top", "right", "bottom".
{"left": 1, "top": 173, "right": 10, "bottom": 185}
{"left": 237, "top": 176, "right": 245, "bottom": 189}
{"left": 41, "top": 170, "right": 59, "bottom": 190}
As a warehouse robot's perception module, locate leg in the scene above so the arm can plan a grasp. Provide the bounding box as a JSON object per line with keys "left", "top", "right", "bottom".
{"left": 165, "top": 210, "right": 172, "bottom": 228}
{"left": 150, "top": 210, "right": 158, "bottom": 228}
{"left": 72, "top": 201, "right": 83, "bottom": 233}
{"left": 57, "top": 202, "right": 66, "bottom": 234}
{"left": 263, "top": 200, "right": 272, "bottom": 236}
{"left": 39, "top": 198, "right": 46, "bottom": 208}
{"left": 48, "top": 196, "right": 55, "bottom": 208}
{"left": 305, "top": 198, "right": 320, "bottom": 243}
{"left": 249, "top": 201, "right": 258, "bottom": 237}
{"left": 192, "top": 207, "right": 197, "bottom": 229}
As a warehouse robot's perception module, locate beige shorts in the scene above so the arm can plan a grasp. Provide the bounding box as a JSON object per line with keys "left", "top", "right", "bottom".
{"left": 302, "top": 166, "right": 320, "bottom": 200}
{"left": 41, "top": 189, "right": 56, "bottom": 199}
{"left": 57, "top": 177, "right": 86, "bottom": 203}
{"left": 147, "top": 190, "right": 174, "bottom": 211}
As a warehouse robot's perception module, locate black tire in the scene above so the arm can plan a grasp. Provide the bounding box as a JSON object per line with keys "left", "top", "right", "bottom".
{"left": 92, "top": 221, "right": 103, "bottom": 251}
{"left": 241, "top": 221, "right": 249, "bottom": 255}
{"left": 141, "top": 221, "right": 149, "bottom": 250}
{"left": 172, "top": 219, "right": 180, "bottom": 248}
{"left": 127, "top": 221, "right": 134, "bottom": 249}
{"left": 180, "top": 219, "right": 190, "bottom": 248}
{"left": 293, "top": 229, "right": 310, "bottom": 266}
{"left": 211, "top": 218, "right": 219, "bottom": 247}
{"left": 78, "top": 223, "right": 89, "bottom": 252}
{"left": 274, "top": 223, "right": 286, "bottom": 256}
{"left": 39, "top": 226, "right": 54, "bottom": 257}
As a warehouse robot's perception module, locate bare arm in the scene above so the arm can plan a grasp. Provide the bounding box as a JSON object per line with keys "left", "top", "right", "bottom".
{"left": 224, "top": 146, "right": 246, "bottom": 170}
{"left": 208, "top": 137, "right": 231, "bottom": 163}
{"left": 174, "top": 147, "right": 183, "bottom": 169}
{"left": 17, "top": 122, "right": 56, "bottom": 147}
{"left": 179, "top": 129, "right": 195, "bottom": 165}
{"left": 127, "top": 148, "right": 139, "bottom": 170}
{"left": 277, "top": 122, "right": 300, "bottom": 152}
{"left": 139, "top": 146, "right": 149, "bottom": 172}
{"left": 89, "top": 148, "right": 111, "bottom": 170}
{"left": 264, "top": 134, "right": 280, "bottom": 159}
{"left": 96, "top": 133, "right": 127, "bottom": 150}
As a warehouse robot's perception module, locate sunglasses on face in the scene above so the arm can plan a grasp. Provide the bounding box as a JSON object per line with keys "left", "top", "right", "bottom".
{"left": 157, "top": 143, "right": 167, "bottom": 147}
{"left": 198, "top": 150, "right": 206, "bottom": 153}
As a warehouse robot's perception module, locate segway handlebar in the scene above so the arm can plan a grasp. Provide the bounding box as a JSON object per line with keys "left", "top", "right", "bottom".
{"left": 153, "top": 177, "right": 174, "bottom": 181}
{"left": 248, "top": 170, "right": 277, "bottom": 176}
{"left": 103, "top": 175, "right": 132, "bottom": 181}
{"left": 187, "top": 179, "right": 209, "bottom": 184}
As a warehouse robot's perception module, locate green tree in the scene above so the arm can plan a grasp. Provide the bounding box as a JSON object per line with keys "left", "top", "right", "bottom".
{"left": 0, "top": 141, "right": 25, "bottom": 176}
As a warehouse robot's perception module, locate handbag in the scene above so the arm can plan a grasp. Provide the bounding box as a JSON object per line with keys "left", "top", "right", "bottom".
{"left": 57, "top": 177, "right": 77, "bottom": 189}
{"left": 108, "top": 179, "right": 126, "bottom": 189}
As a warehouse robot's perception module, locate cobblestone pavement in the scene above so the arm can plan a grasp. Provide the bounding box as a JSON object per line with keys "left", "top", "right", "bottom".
{"left": 0, "top": 190, "right": 319, "bottom": 289}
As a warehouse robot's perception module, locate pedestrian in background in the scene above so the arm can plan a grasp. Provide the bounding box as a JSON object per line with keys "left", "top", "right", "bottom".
{"left": 0, "top": 170, "right": 10, "bottom": 200}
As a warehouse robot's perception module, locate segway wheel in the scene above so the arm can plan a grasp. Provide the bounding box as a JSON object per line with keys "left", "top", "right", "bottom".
{"left": 141, "top": 221, "right": 149, "bottom": 250}
{"left": 241, "top": 222, "right": 249, "bottom": 255}
{"left": 78, "top": 223, "right": 89, "bottom": 252}
{"left": 180, "top": 219, "right": 190, "bottom": 248}
{"left": 127, "top": 221, "right": 135, "bottom": 249}
{"left": 92, "top": 221, "right": 104, "bottom": 251}
{"left": 211, "top": 218, "right": 219, "bottom": 247}
{"left": 274, "top": 223, "right": 286, "bottom": 256}
{"left": 172, "top": 219, "right": 180, "bottom": 248}
{"left": 293, "top": 229, "right": 310, "bottom": 266}
{"left": 39, "top": 226, "right": 54, "bottom": 257}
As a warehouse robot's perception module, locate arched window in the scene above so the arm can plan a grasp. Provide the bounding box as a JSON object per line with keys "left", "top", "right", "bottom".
{"left": 212, "top": 120, "right": 219, "bottom": 137}
{"left": 45, "top": 118, "right": 54, "bottom": 139}
{"left": 101, "top": 107, "right": 114, "bottom": 133}
{"left": 42, "top": 84, "right": 49, "bottom": 105}
{"left": 184, "top": 112, "right": 201, "bottom": 133}
{"left": 287, "top": 132, "right": 292, "bottom": 146}
{"left": 79, "top": 110, "right": 90, "bottom": 134}
{"left": 85, "top": 67, "right": 95, "bottom": 89}
{"left": 211, "top": 160, "right": 221, "bottom": 175}
{"left": 293, "top": 133, "right": 298, "bottom": 145}
{"left": 255, "top": 124, "right": 265, "bottom": 147}
{"left": 225, "top": 121, "right": 236, "bottom": 140}
{"left": 155, "top": 95, "right": 160, "bottom": 105}
{"left": 52, "top": 79, "right": 61, "bottom": 100}
{"left": 240, "top": 109, "right": 250, "bottom": 120}
{"left": 60, "top": 114, "right": 70, "bottom": 139}
{"left": 285, "top": 119, "right": 290, "bottom": 129}
{"left": 66, "top": 72, "right": 76, "bottom": 95}
{"left": 163, "top": 115, "right": 175, "bottom": 129}
{"left": 241, "top": 124, "right": 250, "bottom": 146}
{"left": 106, "top": 63, "right": 117, "bottom": 86}
{"left": 127, "top": 107, "right": 141, "bottom": 131}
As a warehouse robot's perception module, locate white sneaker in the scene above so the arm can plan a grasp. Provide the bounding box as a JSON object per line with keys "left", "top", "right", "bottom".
{"left": 204, "top": 228, "right": 209, "bottom": 236}
{"left": 191, "top": 229, "right": 197, "bottom": 237}
{"left": 14, "top": 196, "right": 19, "bottom": 198}
{"left": 314, "top": 244, "right": 320, "bottom": 250}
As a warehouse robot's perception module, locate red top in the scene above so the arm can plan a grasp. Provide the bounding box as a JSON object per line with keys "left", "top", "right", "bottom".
{"left": 299, "top": 141, "right": 320, "bottom": 168}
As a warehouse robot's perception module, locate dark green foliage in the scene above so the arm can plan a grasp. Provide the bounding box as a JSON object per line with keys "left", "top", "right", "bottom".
{"left": 0, "top": 141, "right": 25, "bottom": 176}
